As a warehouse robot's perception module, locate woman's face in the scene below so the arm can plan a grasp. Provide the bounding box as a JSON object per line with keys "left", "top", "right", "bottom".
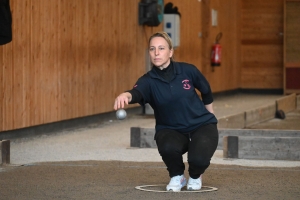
{"left": 149, "top": 37, "right": 173, "bottom": 68}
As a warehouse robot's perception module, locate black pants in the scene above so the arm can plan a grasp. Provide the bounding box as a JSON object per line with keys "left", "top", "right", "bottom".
{"left": 155, "top": 124, "right": 219, "bottom": 179}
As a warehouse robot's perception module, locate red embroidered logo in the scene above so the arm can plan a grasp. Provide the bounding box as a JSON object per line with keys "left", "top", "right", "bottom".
{"left": 182, "top": 79, "right": 191, "bottom": 90}
{"left": 133, "top": 85, "right": 138, "bottom": 88}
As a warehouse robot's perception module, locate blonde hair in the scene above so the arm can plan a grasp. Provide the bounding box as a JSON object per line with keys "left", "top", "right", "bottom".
{"left": 148, "top": 32, "right": 174, "bottom": 61}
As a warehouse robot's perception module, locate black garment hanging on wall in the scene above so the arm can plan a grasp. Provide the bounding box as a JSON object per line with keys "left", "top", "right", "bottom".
{"left": 0, "top": 0, "right": 12, "bottom": 45}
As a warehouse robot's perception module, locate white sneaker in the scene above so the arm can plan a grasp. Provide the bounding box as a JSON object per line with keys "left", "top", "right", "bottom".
{"left": 166, "top": 175, "right": 187, "bottom": 192}
{"left": 187, "top": 175, "right": 202, "bottom": 190}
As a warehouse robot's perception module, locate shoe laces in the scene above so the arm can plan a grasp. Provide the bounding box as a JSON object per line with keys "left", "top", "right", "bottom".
{"left": 189, "top": 177, "right": 200, "bottom": 184}
{"left": 170, "top": 175, "right": 184, "bottom": 185}
{"left": 189, "top": 175, "right": 202, "bottom": 184}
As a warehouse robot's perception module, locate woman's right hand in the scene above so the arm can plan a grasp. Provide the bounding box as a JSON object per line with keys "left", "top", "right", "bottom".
{"left": 114, "top": 92, "right": 132, "bottom": 110}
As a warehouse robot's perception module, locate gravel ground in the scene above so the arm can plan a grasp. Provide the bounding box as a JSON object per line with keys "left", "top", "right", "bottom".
{"left": 6, "top": 93, "right": 300, "bottom": 168}
{"left": 1, "top": 93, "right": 300, "bottom": 200}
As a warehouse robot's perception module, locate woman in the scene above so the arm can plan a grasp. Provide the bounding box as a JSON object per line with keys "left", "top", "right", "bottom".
{"left": 114, "top": 32, "right": 219, "bottom": 192}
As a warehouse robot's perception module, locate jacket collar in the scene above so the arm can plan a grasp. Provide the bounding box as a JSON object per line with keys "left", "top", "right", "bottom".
{"left": 148, "top": 61, "right": 182, "bottom": 79}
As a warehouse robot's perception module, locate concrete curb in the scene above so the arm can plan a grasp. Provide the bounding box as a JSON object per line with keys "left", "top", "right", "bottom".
{"left": 217, "top": 112, "right": 245, "bottom": 129}
{"left": 130, "top": 127, "right": 157, "bottom": 148}
{"left": 0, "top": 140, "right": 10, "bottom": 165}
{"left": 244, "top": 103, "right": 276, "bottom": 127}
{"left": 276, "top": 93, "right": 297, "bottom": 113}
{"left": 224, "top": 136, "right": 300, "bottom": 160}
{"left": 130, "top": 127, "right": 300, "bottom": 160}
{"left": 217, "top": 93, "right": 298, "bottom": 129}
{"left": 217, "top": 129, "right": 300, "bottom": 150}
{"left": 130, "top": 94, "right": 300, "bottom": 161}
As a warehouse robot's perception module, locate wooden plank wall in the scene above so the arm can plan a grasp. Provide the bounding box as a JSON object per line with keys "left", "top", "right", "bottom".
{"left": 164, "top": 0, "right": 240, "bottom": 93}
{"left": 0, "top": 0, "right": 162, "bottom": 131}
{"left": 285, "top": 1, "right": 300, "bottom": 63}
{"left": 166, "top": 0, "right": 202, "bottom": 67}
{"left": 284, "top": 0, "right": 300, "bottom": 94}
{"left": 201, "top": 0, "right": 241, "bottom": 92}
{"left": 241, "top": 0, "right": 284, "bottom": 89}
{"left": 1, "top": 0, "right": 285, "bottom": 132}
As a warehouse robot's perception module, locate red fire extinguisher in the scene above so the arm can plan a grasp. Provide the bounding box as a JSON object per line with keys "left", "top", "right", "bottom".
{"left": 211, "top": 32, "right": 222, "bottom": 67}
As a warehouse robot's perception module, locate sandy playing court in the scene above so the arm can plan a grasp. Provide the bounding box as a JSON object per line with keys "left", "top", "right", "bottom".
{"left": 1, "top": 93, "right": 300, "bottom": 199}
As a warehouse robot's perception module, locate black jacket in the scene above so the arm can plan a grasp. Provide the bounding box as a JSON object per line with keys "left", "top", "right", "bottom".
{"left": 132, "top": 61, "right": 217, "bottom": 133}
{"left": 0, "top": 0, "right": 12, "bottom": 45}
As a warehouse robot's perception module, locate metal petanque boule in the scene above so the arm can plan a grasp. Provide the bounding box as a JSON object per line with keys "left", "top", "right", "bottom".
{"left": 116, "top": 109, "right": 127, "bottom": 120}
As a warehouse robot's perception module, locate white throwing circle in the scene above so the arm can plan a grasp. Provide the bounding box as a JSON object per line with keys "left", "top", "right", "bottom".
{"left": 135, "top": 185, "right": 218, "bottom": 193}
